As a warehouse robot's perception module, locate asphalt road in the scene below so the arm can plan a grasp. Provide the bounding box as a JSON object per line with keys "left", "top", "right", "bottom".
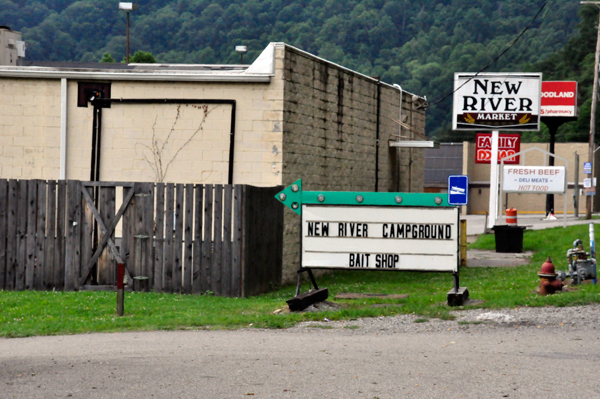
{"left": 2, "top": 325, "right": 600, "bottom": 399}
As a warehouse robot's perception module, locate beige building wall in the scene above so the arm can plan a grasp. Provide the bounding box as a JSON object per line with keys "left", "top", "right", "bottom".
{"left": 0, "top": 44, "right": 428, "bottom": 283}
{"left": 280, "top": 45, "right": 427, "bottom": 280}
{"left": 65, "top": 78, "right": 285, "bottom": 185}
{"left": 465, "top": 142, "right": 589, "bottom": 215}
{"left": 0, "top": 47, "right": 287, "bottom": 186}
{"left": 0, "top": 78, "right": 61, "bottom": 179}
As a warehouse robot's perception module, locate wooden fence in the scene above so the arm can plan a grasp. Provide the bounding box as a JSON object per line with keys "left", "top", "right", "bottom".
{"left": 0, "top": 179, "right": 283, "bottom": 297}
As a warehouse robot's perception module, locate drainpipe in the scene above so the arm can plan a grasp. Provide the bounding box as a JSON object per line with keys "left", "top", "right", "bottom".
{"left": 60, "top": 78, "right": 67, "bottom": 179}
{"left": 90, "top": 98, "right": 237, "bottom": 184}
{"left": 375, "top": 80, "right": 381, "bottom": 192}
{"left": 393, "top": 84, "right": 403, "bottom": 192}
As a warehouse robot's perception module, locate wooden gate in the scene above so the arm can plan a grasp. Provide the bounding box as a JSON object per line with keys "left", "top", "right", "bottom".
{"left": 0, "top": 179, "right": 283, "bottom": 297}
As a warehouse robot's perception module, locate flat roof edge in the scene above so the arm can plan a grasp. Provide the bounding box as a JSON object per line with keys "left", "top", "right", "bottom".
{"left": 0, "top": 69, "right": 272, "bottom": 82}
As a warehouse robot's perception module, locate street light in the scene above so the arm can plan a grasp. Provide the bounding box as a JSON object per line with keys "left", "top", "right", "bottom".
{"left": 235, "top": 45, "right": 247, "bottom": 64}
{"left": 119, "top": 2, "right": 138, "bottom": 64}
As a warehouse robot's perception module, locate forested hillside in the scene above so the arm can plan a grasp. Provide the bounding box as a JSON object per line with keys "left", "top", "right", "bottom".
{"left": 0, "top": 0, "right": 587, "bottom": 140}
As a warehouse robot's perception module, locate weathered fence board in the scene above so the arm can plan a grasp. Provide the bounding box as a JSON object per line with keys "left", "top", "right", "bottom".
{"left": 211, "top": 184, "right": 223, "bottom": 295}
{"left": 5, "top": 179, "right": 18, "bottom": 290}
{"left": 80, "top": 186, "right": 94, "bottom": 286}
{"left": 45, "top": 180, "right": 57, "bottom": 290}
{"left": 98, "top": 186, "right": 116, "bottom": 285}
{"left": 201, "top": 185, "right": 213, "bottom": 294}
{"left": 16, "top": 179, "right": 28, "bottom": 290}
{"left": 183, "top": 184, "right": 194, "bottom": 294}
{"left": 192, "top": 184, "right": 203, "bottom": 294}
{"left": 173, "top": 184, "right": 184, "bottom": 293}
{"left": 164, "top": 183, "right": 174, "bottom": 292}
{"left": 221, "top": 185, "right": 233, "bottom": 297}
{"left": 0, "top": 179, "right": 7, "bottom": 290}
{"left": 154, "top": 183, "right": 165, "bottom": 293}
{"left": 25, "top": 180, "right": 37, "bottom": 290}
{"left": 242, "top": 186, "right": 284, "bottom": 297}
{"left": 34, "top": 181, "right": 46, "bottom": 290}
{"left": 55, "top": 180, "right": 67, "bottom": 290}
{"left": 0, "top": 179, "right": 283, "bottom": 298}
{"left": 231, "top": 185, "right": 243, "bottom": 297}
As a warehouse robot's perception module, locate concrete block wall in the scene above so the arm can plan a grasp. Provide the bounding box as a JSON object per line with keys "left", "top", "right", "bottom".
{"left": 279, "top": 45, "right": 426, "bottom": 280}
{"left": 0, "top": 78, "right": 61, "bottom": 179}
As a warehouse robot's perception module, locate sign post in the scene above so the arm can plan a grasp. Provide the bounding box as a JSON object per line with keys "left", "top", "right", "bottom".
{"left": 540, "top": 81, "right": 578, "bottom": 215}
{"left": 453, "top": 73, "right": 542, "bottom": 228}
{"left": 275, "top": 180, "right": 467, "bottom": 309}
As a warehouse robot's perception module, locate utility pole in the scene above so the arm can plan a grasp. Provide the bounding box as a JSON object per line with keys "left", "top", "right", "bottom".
{"left": 582, "top": 1, "right": 600, "bottom": 219}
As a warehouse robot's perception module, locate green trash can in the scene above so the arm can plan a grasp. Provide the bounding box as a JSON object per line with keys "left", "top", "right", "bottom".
{"left": 492, "top": 225, "right": 525, "bottom": 253}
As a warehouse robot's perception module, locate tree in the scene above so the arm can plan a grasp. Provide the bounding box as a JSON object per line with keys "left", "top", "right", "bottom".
{"left": 136, "top": 104, "right": 217, "bottom": 183}
{"left": 124, "top": 50, "right": 157, "bottom": 63}
{"left": 100, "top": 52, "right": 115, "bottom": 63}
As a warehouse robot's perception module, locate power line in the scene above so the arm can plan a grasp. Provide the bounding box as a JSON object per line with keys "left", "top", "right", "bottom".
{"left": 428, "top": 0, "right": 551, "bottom": 107}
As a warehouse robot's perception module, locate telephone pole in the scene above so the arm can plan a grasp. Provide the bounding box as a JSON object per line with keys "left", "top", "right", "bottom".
{"left": 582, "top": 1, "right": 600, "bottom": 218}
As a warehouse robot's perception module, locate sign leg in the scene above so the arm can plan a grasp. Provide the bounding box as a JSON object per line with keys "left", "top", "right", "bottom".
{"left": 294, "top": 269, "right": 303, "bottom": 297}
{"left": 453, "top": 272, "right": 459, "bottom": 293}
{"left": 307, "top": 268, "right": 319, "bottom": 290}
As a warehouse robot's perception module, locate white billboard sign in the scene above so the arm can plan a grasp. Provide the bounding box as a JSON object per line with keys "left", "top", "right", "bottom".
{"left": 301, "top": 205, "right": 458, "bottom": 272}
{"left": 453, "top": 72, "right": 542, "bottom": 131}
{"left": 502, "top": 166, "right": 566, "bottom": 194}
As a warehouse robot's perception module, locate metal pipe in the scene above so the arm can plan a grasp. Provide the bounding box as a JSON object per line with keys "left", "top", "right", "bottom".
{"left": 60, "top": 78, "right": 67, "bottom": 179}
{"left": 393, "top": 84, "right": 403, "bottom": 191}
{"left": 96, "top": 107, "right": 102, "bottom": 182}
{"left": 126, "top": 12, "right": 130, "bottom": 64}
{"left": 90, "top": 105, "right": 98, "bottom": 181}
{"left": 375, "top": 81, "right": 381, "bottom": 192}
{"left": 116, "top": 262, "right": 125, "bottom": 316}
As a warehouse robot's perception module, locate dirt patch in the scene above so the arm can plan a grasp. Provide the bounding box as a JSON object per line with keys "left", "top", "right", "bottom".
{"left": 335, "top": 293, "right": 409, "bottom": 300}
{"left": 467, "top": 249, "right": 533, "bottom": 267}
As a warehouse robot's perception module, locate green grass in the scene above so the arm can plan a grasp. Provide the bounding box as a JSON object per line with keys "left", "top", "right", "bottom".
{"left": 2, "top": 223, "right": 600, "bottom": 338}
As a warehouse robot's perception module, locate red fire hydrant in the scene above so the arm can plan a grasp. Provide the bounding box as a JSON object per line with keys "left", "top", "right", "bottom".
{"left": 538, "top": 257, "right": 563, "bottom": 295}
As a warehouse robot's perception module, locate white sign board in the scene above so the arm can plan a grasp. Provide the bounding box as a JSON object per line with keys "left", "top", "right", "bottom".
{"left": 301, "top": 205, "right": 458, "bottom": 272}
{"left": 502, "top": 166, "right": 566, "bottom": 194}
{"left": 453, "top": 72, "right": 542, "bottom": 131}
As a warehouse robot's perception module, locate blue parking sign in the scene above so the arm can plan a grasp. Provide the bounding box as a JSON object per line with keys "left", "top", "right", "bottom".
{"left": 448, "top": 175, "right": 469, "bottom": 205}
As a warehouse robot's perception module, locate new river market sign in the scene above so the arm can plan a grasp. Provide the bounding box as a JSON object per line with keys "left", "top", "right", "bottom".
{"left": 275, "top": 180, "right": 459, "bottom": 273}
{"left": 453, "top": 73, "right": 542, "bottom": 131}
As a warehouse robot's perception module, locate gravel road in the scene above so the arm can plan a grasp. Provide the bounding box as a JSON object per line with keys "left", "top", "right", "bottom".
{"left": 2, "top": 304, "right": 600, "bottom": 399}
{"left": 289, "top": 302, "right": 600, "bottom": 335}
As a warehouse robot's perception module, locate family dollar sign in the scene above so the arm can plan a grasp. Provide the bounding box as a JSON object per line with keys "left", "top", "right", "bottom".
{"left": 452, "top": 73, "right": 542, "bottom": 132}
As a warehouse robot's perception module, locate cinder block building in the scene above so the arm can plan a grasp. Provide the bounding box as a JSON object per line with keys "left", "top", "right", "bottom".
{"left": 0, "top": 43, "right": 427, "bottom": 281}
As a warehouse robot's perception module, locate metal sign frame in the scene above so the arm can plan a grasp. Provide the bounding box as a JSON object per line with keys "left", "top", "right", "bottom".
{"left": 275, "top": 179, "right": 462, "bottom": 295}
{"left": 498, "top": 147, "right": 568, "bottom": 228}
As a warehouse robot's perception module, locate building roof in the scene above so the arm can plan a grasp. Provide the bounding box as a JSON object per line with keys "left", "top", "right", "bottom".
{"left": 0, "top": 43, "right": 276, "bottom": 82}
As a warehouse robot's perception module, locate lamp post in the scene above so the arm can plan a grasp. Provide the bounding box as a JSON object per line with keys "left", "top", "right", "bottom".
{"left": 235, "top": 45, "right": 247, "bottom": 64}
{"left": 581, "top": 1, "right": 600, "bottom": 218}
{"left": 119, "top": 2, "right": 137, "bottom": 64}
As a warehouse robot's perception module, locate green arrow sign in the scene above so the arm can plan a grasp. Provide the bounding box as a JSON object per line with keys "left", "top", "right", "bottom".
{"left": 275, "top": 179, "right": 452, "bottom": 215}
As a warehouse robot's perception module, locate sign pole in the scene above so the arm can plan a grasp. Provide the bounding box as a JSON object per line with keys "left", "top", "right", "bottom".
{"left": 585, "top": 2, "right": 600, "bottom": 219}
{"left": 488, "top": 130, "right": 500, "bottom": 229}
